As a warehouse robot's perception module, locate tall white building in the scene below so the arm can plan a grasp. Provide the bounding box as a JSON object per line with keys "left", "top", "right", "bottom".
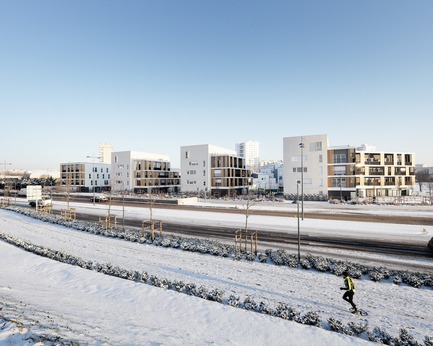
{"left": 181, "top": 144, "right": 252, "bottom": 197}
{"left": 99, "top": 144, "right": 113, "bottom": 164}
{"left": 235, "top": 140, "right": 260, "bottom": 173}
{"left": 283, "top": 134, "right": 329, "bottom": 196}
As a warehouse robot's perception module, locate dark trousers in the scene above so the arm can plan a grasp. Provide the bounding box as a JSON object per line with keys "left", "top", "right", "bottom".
{"left": 342, "top": 290, "right": 356, "bottom": 309}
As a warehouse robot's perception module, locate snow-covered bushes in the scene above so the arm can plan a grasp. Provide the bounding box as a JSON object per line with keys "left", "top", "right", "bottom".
{"left": 266, "top": 249, "right": 298, "bottom": 267}
{"left": 368, "top": 327, "right": 394, "bottom": 343}
{"left": 327, "top": 317, "right": 354, "bottom": 335}
{"left": 4, "top": 206, "right": 433, "bottom": 290}
{"left": 1, "top": 229, "right": 432, "bottom": 346}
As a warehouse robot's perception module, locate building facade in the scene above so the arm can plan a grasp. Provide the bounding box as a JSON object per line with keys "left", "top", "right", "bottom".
{"left": 235, "top": 140, "right": 260, "bottom": 173}
{"left": 60, "top": 162, "right": 111, "bottom": 193}
{"left": 328, "top": 144, "right": 416, "bottom": 200}
{"left": 181, "top": 144, "right": 252, "bottom": 197}
{"left": 111, "top": 151, "right": 180, "bottom": 194}
{"left": 99, "top": 143, "right": 113, "bottom": 164}
{"left": 283, "top": 134, "right": 329, "bottom": 196}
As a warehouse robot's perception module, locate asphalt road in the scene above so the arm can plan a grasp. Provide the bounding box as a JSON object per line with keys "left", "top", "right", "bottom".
{"left": 48, "top": 197, "right": 433, "bottom": 260}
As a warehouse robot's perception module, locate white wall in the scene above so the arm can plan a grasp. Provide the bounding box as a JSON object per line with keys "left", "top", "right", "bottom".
{"left": 283, "top": 134, "right": 328, "bottom": 195}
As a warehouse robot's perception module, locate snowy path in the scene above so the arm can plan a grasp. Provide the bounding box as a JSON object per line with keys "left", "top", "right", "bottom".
{"left": 0, "top": 208, "right": 432, "bottom": 343}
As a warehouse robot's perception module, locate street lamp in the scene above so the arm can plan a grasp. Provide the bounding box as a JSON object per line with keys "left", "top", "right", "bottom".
{"left": 299, "top": 141, "right": 304, "bottom": 220}
{"left": 86, "top": 155, "right": 101, "bottom": 206}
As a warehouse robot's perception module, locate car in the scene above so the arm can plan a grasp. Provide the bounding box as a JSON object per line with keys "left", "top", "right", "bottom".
{"left": 90, "top": 195, "right": 108, "bottom": 202}
{"left": 29, "top": 196, "right": 53, "bottom": 207}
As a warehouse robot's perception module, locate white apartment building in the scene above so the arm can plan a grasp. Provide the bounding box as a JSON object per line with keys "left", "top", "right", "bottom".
{"left": 283, "top": 134, "right": 329, "bottom": 196}
{"left": 235, "top": 140, "right": 260, "bottom": 173}
{"left": 60, "top": 162, "right": 111, "bottom": 193}
{"left": 260, "top": 160, "right": 284, "bottom": 191}
{"left": 111, "top": 151, "right": 180, "bottom": 193}
{"left": 181, "top": 144, "right": 252, "bottom": 197}
{"left": 252, "top": 172, "right": 279, "bottom": 192}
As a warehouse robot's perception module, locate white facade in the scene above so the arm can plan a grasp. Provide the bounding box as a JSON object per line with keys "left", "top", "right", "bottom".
{"left": 260, "top": 160, "right": 284, "bottom": 190}
{"left": 235, "top": 140, "right": 260, "bottom": 173}
{"left": 252, "top": 172, "right": 279, "bottom": 191}
{"left": 283, "top": 134, "right": 329, "bottom": 195}
{"left": 181, "top": 144, "right": 235, "bottom": 193}
{"left": 99, "top": 144, "right": 113, "bottom": 164}
{"left": 111, "top": 151, "right": 170, "bottom": 191}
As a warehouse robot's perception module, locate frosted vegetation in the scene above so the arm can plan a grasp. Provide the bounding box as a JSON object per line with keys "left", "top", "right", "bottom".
{"left": 1, "top": 206, "right": 432, "bottom": 345}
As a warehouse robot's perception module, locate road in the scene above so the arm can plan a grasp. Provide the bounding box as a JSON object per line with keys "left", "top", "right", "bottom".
{"left": 41, "top": 196, "right": 433, "bottom": 265}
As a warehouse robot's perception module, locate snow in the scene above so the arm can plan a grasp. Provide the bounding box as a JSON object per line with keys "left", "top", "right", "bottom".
{"left": 1, "top": 200, "right": 432, "bottom": 345}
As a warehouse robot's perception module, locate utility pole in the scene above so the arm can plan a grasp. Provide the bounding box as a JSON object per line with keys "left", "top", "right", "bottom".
{"left": 299, "top": 140, "right": 304, "bottom": 220}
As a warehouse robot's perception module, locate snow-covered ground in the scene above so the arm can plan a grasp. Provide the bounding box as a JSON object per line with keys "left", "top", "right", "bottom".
{"left": 1, "top": 200, "right": 432, "bottom": 345}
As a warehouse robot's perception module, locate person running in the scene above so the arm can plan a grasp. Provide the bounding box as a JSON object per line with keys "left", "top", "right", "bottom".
{"left": 340, "top": 271, "right": 357, "bottom": 311}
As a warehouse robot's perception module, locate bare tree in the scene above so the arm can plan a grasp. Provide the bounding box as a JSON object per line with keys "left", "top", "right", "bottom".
{"left": 415, "top": 169, "right": 430, "bottom": 193}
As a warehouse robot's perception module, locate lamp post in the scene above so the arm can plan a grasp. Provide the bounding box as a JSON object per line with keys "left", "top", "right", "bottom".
{"left": 299, "top": 141, "right": 304, "bottom": 220}
{"left": 121, "top": 180, "right": 125, "bottom": 230}
{"left": 297, "top": 181, "right": 301, "bottom": 262}
{"left": 86, "top": 155, "right": 101, "bottom": 206}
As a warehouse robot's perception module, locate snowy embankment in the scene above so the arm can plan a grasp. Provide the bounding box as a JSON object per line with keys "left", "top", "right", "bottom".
{"left": 0, "top": 206, "right": 432, "bottom": 345}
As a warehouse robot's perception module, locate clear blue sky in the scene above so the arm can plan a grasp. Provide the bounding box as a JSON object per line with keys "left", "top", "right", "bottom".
{"left": 1, "top": 0, "right": 432, "bottom": 171}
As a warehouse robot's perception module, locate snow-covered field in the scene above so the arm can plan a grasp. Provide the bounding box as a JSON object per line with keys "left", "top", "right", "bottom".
{"left": 1, "top": 200, "right": 432, "bottom": 345}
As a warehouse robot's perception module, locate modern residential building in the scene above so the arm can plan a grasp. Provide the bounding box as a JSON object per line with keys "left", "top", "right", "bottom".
{"left": 283, "top": 134, "right": 416, "bottom": 200}
{"left": 181, "top": 144, "right": 252, "bottom": 197}
{"left": 252, "top": 172, "right": 279, "bottom": 192}
{"left": 328, "top": 144, "right": 416, "bottom": 200}
{"left": 260, "top": 160, "right": 284, "bottom": 191}
{"left": 283, "top": 134, "right": 329, "bottom": 196}
{"left": 60, "top": 162, "right": 111, "bottom": 193}
{"left": 235, "top": 140, "right": 260, "bottom": 173}
{"left": 111, "top": 151, "right": 180, "bottom": 194}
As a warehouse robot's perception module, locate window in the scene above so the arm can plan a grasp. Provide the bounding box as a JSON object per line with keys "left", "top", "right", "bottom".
{"left": 309, "top": 141, "right": 322, "bottom": 151}
{"left": 319, "top": 154, "right": 323, "bottom": 163}
{"left": 185, "top": 151, "right": 189, "bottom": 159}
{"left": 334, "top": 154, "right": 347, "bottom": 164}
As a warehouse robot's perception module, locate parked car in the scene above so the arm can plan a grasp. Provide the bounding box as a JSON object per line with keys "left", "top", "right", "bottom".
{"left": 90, "top": 195, "right": 108, "bottom": 202}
